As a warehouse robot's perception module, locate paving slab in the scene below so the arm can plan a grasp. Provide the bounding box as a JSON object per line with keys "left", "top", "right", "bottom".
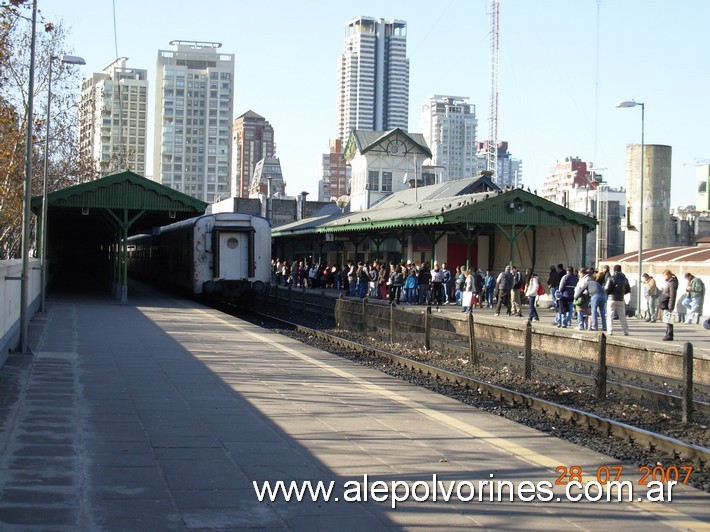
{"left": 0, "top": 286, "right": 707, "bottom": 530}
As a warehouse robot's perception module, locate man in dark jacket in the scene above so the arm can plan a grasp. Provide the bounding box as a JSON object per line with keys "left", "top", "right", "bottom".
{"left": 547, "top": 265, "right": 560, "bottom": 299}
{"left": 557, "top": 267, "right": 578, "bottom": 327}
{"left": 605, "top": 264, "right": 630, "bottom": 336}
{"left": 659, "top": 269, "right": 678, "bottom": 341}
{"left": 494, "top": 266, "right": 514, "bottom": 316}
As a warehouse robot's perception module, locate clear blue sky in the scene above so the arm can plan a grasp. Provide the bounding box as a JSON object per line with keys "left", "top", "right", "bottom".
{"left": 41, "top": 0, "right": 709, "bottom": 207}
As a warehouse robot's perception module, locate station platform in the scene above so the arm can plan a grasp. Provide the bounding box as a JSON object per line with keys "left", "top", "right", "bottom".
{"left": 0, "top": 285, "right": 708, "bottom": 530}
{"left": 328, "top": 289, "right": 710, "bottom": 358}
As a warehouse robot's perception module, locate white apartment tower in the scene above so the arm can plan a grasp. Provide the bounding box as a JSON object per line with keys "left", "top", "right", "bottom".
{"left": 420, "top": 95, "right": 477, "bottom": 182}
{"left": 154, "top": 41, "right": 235, "bottom": 202}
{"left": 79, "top": 57, "right": 148, "bottom": 176}
{"left": 337, "top": 16, "right": 409, "bottom": 145}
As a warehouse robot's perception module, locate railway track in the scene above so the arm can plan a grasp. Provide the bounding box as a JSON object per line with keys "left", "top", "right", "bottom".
{"left": 250, "top": 310, "right": 710, "bottom": 468}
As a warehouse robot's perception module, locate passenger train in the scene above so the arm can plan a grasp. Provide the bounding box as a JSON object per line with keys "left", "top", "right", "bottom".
{"left": 128, "top": 213, "right": 271, "bottom": 306}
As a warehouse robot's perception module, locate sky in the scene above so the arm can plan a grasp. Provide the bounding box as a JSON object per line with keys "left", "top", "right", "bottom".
{"left": 40, "top": 0, "right": 710, "bottom": 207}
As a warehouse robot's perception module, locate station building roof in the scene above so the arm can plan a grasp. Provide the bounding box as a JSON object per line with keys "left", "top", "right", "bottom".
{"left": 31, "top": 170, "right": 207, "bottom": 216}
{"left": 272, "top": 177, "right": 596, "bottom": 238}
{"left": 607, "top": 246, "right": 710, "bottom": 266}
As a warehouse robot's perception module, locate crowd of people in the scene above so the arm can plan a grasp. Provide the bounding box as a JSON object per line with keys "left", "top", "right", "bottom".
{"left": 271, "top": 258, "right": 705, "bottom": 341}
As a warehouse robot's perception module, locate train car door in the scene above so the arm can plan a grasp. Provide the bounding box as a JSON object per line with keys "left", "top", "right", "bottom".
{"left": 216, "top": 231, "right": 249, "bottom": 280}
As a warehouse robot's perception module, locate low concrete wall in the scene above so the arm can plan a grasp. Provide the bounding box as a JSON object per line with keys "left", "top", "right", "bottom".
{"left": 0, "top": 259, "right": 41, "bottom": 364}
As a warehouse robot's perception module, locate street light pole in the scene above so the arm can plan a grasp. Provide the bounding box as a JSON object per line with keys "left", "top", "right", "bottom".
{"left": 19, "top": 0, "right": 38, "bottom": 354}
{"left": 40, "top": 54, "right": 85, "bottom": 314}
{"left": 616, "top": 99, "right": 645, "bottom": 317}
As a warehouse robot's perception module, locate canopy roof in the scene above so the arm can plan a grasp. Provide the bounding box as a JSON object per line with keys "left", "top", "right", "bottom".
{"left": 273, "top": 180, "right": 595, "bottom": 237}
{"left": 31, "top": 170, "right": 207, "bottom": 213}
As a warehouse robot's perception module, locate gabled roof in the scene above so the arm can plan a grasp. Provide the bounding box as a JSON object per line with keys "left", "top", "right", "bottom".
{"left": 315, "top": 187, "right": 595, "bottom": 234}
{"left": 344, "top": 128, "right": 432, "bottom": 160}
{"left": 373, "top": 175, "right": 499, "bottom": 209}
{"left": 31, "top": 170, "right": 207, "bottom": 213}
{"left": 272, "top": 205, "right": 348, "bottom": 237}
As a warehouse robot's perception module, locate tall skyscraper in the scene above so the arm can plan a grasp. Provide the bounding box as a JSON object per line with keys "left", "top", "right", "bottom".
{"left": 231, "top": 111, "right": 275, "bottom": 198}
{"left": 153, "top": 41, "right": 234, "bottom": 202}
{"left": 420, "top": 95, "right": 478, "bottom": 182}
{"left": 79, "top": 57, "right": 148, "bottom": 176}
{"left": 337, "top": 16, "right": 409, "bottom": 145}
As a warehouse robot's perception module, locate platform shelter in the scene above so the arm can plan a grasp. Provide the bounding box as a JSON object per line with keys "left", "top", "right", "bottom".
{"left": 31, "top": 170, "right": 207, "bottom": 303}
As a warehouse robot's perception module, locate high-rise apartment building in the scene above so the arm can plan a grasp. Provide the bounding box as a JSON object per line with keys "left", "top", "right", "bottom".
{"left": 420, "top": 95, "right": 477, "bottom": 182}
{"left": 540, "top": 156, "right": 596, "bottom": 206}
{"left": 79, "top": 57, "right": 148, "bottom": 176}
{"left": 337, "top": 16, "right": 409, "bottom": 145}
{"left": 476, "top": 141, "right": 522, "bottom": 189}
{"left": 153, "top": 41, "right": 234, "bottom": 203}
{"left": 231, "top": 111, "right": 275, "bottom": 198}
{"left": 319, "top": 138, "right": 350, "bottom": 201}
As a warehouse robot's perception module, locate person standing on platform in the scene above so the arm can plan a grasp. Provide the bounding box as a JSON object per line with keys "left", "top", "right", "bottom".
{"left": 524, "top": 272, "right": 540, "bottom": 323}
{"left": 404, "top": 267, "right": 418, "bottom": 305}
{"left": 417, "top": 263, "right": 431, "bottom": 305}
{"left": 682, "top": 272, "right": 705, "bottom": 324}
{"left": 558, "top": 267, "right": 578, "bottom": 328}
{"left": 494, "top": 266, "right": 514, "bottom": 316}
{"left": 546, "top": 265, "right": 559, "bottom": 306}
{"left": 659, "top": 269, "right": 679, "bottom": 341}
{"left": 461, "top": 268, "right": 474, "bottom": 313}
{"left": 605, "top": 264, "right": 630, "bottom": 336}
{"left": 441, "top": 262, "right": 452, "bottom": 304}
{"left": 579, "top": 268, "right": 606, "bottom": 331}
{"left": 484, "top": 269, "right": 496, "bottom": 308}
{"left": 454, "top": 266, "right": 466, "bottom": 306}
{"left": 430, "top": 262, "right": 444, "bottom": 306}
{"left": 642, "top": 273, "right": 659, "bottom": 322}
{"left": 510, "top": 266, "right": 523, "bottom": 317}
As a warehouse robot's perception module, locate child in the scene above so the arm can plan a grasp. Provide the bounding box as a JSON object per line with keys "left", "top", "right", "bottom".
{"left": 554, "top": 289, "right": 564, "bottom": 327}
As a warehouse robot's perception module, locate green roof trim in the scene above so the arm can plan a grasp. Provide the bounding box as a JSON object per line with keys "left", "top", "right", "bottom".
{"left": 31, "top": 170, "right": 207, "bottom": 213}
{"left": 307, "top": 188, "right": 595, "bottom": 235}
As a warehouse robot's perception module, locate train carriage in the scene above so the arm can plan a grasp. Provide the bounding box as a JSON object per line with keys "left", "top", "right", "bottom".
{"left": 128, "top": 213, "right": 271, "bottom": 306}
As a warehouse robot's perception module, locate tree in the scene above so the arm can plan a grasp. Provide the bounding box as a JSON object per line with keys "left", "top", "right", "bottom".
{"left": 0, "top": 1, "right": 92, "bottom": 258}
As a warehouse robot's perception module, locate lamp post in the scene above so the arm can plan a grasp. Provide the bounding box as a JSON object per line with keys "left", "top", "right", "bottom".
{"left": 19, "top": 0, "right": 38, "bottom": 354}
{"left": 616, "top": 99, "right": 645, "bottom": 317}
{"left": 40, "top": 54, "right": 85, "bottom": 314}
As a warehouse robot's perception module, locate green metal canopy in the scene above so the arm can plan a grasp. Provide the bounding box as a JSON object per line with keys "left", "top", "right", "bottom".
{"left": 31, "top": 170, "right": 207, "bottom": 304}
{"left": 314, "top": 188, "right": 595, "bottom": 234}
{"left": 31, "top": 170, "right": 207, "bottom": 213}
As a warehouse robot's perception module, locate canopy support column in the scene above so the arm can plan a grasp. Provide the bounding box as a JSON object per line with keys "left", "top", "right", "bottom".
{"left": 495, "top": 223, "right": 531, "bottom": 266}
{"left": 106, "top": 209, "right": 145, "bottom": 304}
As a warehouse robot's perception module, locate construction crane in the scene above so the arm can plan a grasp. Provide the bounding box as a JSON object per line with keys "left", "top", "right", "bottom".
{"left": 486, "top": 0, "right": 500, "bottom": 183}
